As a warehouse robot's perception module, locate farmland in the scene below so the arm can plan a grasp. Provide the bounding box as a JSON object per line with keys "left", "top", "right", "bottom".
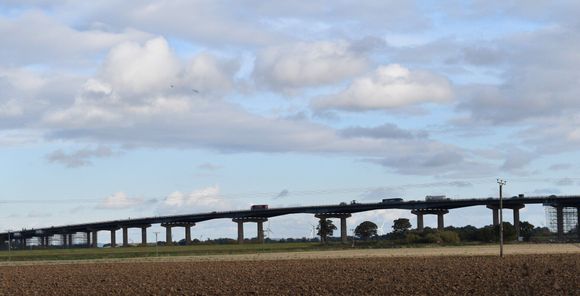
{"left": 0, "top": 244, "right": 578, "bottom": 295}
{"left": 0, "top": 253, "right": 578, "bottom": 295}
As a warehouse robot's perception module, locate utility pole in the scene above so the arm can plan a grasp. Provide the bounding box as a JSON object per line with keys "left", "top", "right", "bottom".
{"left": 497, "top": 179, "right": 507, "bottom": 258}
{"left": 7, "top": 231, "right": 11, "bottom": 261}
{"left": 153, "top": 231, "right": 160, "bottom": 257}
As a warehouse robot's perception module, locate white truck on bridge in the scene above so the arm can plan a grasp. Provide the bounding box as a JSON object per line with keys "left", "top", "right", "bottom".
{"left": 425, "top": 195, "right": 449, "bottom": 201}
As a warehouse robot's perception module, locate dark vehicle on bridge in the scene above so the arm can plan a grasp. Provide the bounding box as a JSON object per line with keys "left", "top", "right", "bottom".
{"left": 382, "top": 198, "right": 403, "bottom": 203}
{"left": 251, "top": 205, "right": 268, "bottom": 210}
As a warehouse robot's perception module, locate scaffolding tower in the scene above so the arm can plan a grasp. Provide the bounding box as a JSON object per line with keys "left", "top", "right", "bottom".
{"left": 545, "top": 206, "right": 578, "bottom": 233}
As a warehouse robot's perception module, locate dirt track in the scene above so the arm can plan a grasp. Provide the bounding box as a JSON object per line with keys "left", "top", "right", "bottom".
{"left": 1, "top": 253, "right": 579, "bottom": 295}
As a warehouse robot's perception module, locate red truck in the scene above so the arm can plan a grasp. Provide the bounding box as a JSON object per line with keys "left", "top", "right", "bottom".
{"left": 251, "top": 205, "right": 268, "bottom": 210}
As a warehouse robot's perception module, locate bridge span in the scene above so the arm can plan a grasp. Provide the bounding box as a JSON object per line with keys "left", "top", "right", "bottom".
{"left": 2, "top": 195, "right": 579, "bottom": 248}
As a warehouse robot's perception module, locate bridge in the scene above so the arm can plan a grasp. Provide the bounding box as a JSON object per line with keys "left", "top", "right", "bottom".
{"left": 2, "top": 195, "right": 579, "bottom": 248}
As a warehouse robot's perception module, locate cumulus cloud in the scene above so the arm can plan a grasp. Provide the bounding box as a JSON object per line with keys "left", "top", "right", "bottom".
{"left": 457, "top": 27, "right": 580, "bottom": 124}
{"left": 313, "top": 64, "right": 453, "bottom": 111}
{"left": 98, "top": 192, "right": 151, "bottom": 209}
{"left": 46, "top": 146, "right": 117, "bottom": 168}
{"left": 253, "top": 40, "right": 368, "bottom": 91}
{"left": 159, "top": 186, "right": 232, "bottom": 214}
{"left": 0, "top": 11, "right": 151, "bottom": 66}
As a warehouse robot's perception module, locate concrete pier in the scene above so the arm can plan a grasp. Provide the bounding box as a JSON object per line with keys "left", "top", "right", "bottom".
{"left": 487, "top": 205, "right": 499, "bottom": 226}
{"left": 185, "top": 225, "right": 192, "bottom": 244}
{"left": 415, "top": 213, "right": 424, "bottom": 231}
{"left": 512, "top": 205, "right": 525, "bottom": 239}
{"left": 92, "top": 231, "right": 98, "bottom": 248}
{"left": 160, "top": 222, "right": 193, "bottom": 245}
{"left": 110, "top": 229, "right": 117, "bottom": 247}
{"left": 141, "top": 227, "right": 148, "bottom": 246}
{"left": 122, "top": 227, "right": 129, "bottom": 247}
{"left": 315, "top": 213, "right": 351, "bottom": 244}
{"left": 62, "top": 234, "right": 68, "bottom": 247}
{"left": 237, "top": 221, "right": 244, "bottom": 244}
{"left": 340, "top": 217, "right": 348, "bottom": 243}
{"left": 232, "top": 218, "right": 267, "bottom": 244}
{"left": 411, "top": 209, "right": 449, "bottom": 231}
{"left": 437, "top": 212, "right": 445, "bottom": 230}
{"left": 257, "top": 221, "right": 264, "bottom": 243}
{"left": 86, "top": 232, "right": 91, "bottom": 247}
{"left": 165, "top": 225, "right": 172, "bottom": 245}
{"left": 556, "top": 206, "right": 564, "bottom": 240}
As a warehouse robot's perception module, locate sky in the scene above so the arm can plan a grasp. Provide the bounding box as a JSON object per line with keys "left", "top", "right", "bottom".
{"left": 2, "top": 1, "right": 580, "bottom": 243}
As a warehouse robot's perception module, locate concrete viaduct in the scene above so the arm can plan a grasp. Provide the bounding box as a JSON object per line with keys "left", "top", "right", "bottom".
{"left": 1, "top": 195, "right": 579, "bottom": 248}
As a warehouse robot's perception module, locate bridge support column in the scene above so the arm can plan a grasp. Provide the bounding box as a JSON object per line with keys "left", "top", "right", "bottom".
{"left": 85, "top": 232, "right": 91, "bottom": 247}
{"left": 141, "top": 227, "right": 148, "bottom": 246}
{"left": 122, "top": 227, "right": 129, "bottom": 247}
{"left": 414, "top": 212, "right": 424, "bottom": 231}
{"left": 185, "top": 225, "right": 192, "bottom": 245}
{"left": 45, "top": 236, "right": 51, "bottom": 247}
{"left": 315, "top": 213, "right": 351, "bottom": 244}
{"left": 92, "top": 231, "right": 98, "bottom": 248}
{"left": 487, "top": 205, "right": 499, "bottom": 226}
{"left": 237, "top": 221, "right": 244, "bottom": 244}
{"left": 512, "top": 205, "right": 525, "bottom": 240}
{"left": 257, "top": 221, "right": 264, "bottom": 243}
{"left": 340, "top": 217, "right": 348, "bottom": 244}
{"left": 165, "top": 226, "right": 172, "bottom": 245}
{"left": 110, "top": 229, "right": 117, "bottom": 248}
{"left": 62, "top": 234, "right": 67, "bottom": 247}
{"left": 68, "top": 234, "right": 73, "bottom": 247}
{"left": 556, "top": 206, "right": 564, "bottom": 240}
{"left": 437, "top": 212, "right": 445, "bottom": 230}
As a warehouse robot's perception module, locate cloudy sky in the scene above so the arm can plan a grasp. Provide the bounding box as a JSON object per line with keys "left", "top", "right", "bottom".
{"left": 2, "top": 1, "right": 580, "bottom": 242}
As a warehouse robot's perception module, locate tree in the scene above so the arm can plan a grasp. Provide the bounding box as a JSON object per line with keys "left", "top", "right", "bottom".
{"left": 392, "top": 218, "right": 411, "bottom": 233}
{"left": 316, "top": 218, "right": 337, "bottom": 244}
{"left": 355, "top": 221, "right": 378, "bottom": 240}
{"left": 519, "top": 221, "right": 534, "bottom": 241}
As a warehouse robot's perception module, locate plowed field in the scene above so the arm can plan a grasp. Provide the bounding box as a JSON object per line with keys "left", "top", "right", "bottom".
{"left": 1, "top": 254, "right": 578, "bottom": 295}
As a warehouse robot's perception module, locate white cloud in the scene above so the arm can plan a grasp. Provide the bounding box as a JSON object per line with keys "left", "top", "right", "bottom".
{"left": 98, "top": 192, "right": 148, "bottom": 209}
{"left": 100, "top": 37, "right": 181, "bottom": 96}
{"left": 313, "top": 64, "right": 453, "bottom": 111}
{"left": 253, "top": 40, "right": 368, "bottom": 91}
{"left": 159, "top": 186, "right": 232, "bottom": 214}
{"left": 0, "top": 11, "right": 151, "bottom": 66}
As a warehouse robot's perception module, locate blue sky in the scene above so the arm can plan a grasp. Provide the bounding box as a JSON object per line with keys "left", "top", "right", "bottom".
{"left": 1, "top": 1, "right": 580, "bottom": 242}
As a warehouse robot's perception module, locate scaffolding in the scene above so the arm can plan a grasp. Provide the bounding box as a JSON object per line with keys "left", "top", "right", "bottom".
{"left": 545, "top": 206, "right": 578, "bottom": 233}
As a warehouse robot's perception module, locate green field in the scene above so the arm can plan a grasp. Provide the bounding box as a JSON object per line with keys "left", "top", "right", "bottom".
{"left": 0, "top": 242, "right": 349, "bottom": 262}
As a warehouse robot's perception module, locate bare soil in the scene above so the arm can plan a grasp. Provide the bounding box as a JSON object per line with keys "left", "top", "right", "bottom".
{"left": 0, "top": 253, "right": 578, "bottom": 295}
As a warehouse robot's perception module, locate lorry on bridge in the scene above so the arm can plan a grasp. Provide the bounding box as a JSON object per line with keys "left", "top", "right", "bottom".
{"left": 425, "top": 195, "right": 449, "bottom": 201}
{"left": 251, "top": 205, "right": 268, "bottom": 210}
{"left": 382, "top": 198, "right": 403, "bottom": 203}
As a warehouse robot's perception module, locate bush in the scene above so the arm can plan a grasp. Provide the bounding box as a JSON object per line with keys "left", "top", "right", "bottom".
{"left": 438, "top": 231, "right": 460, "bottom": 244}
{"left": 405, "top": 233, "right": 422, "bottom": 244}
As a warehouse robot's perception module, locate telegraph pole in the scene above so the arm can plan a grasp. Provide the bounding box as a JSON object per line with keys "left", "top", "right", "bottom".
{"left": 7, "top": 231, "right": 11, "bottom": 261}
{"left": 497, "top": 179, "right": 507, "bottom": 258}
{"left": 153, "top": 231, "right": 160, "bottom": 257}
